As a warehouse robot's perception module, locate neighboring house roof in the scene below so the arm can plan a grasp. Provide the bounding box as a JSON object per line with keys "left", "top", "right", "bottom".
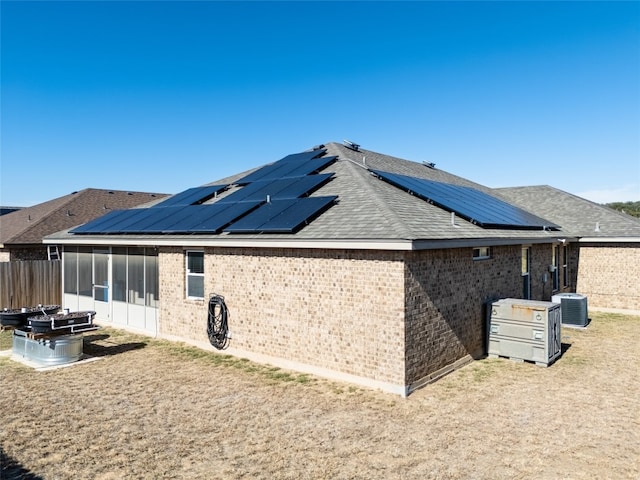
{"left": 0, "top": 188, "right": 167, "bottom": 247}
{"left": 496, "top": 185, "right": 640, "bottom": 241}
{"left": 48, "top": 143, "right": 568, "bottom": 250}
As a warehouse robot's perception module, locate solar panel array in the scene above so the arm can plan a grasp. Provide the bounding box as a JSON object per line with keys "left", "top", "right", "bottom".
{"left": 235, "top": 151, "right": 337, "bottom": 184}
{"left": 71, "top": 149, "right": 338, "bottom": 235}
{"left": 224, "top": 196, "right": 338, "bottom": 233}
{"left": 372, "top": 170, "right": 559, "bottom": 230}
{"left": 218, "top": 174, "right": 332, "bottom": 204}
{"left": 152, "top": 184, "right": 228, "bottom": 208}
{"left": 71, "top": 202, "right": 263, "bottom": 234}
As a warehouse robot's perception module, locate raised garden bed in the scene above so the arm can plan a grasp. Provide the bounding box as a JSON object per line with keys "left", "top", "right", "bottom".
{"left": 27, "top": 311, "right": 95, "bottom": 334}
{"left": 0, "top": 305, "right": 60, "bottom": 327}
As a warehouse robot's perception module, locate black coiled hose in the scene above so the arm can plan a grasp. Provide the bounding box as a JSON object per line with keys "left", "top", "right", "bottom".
{"left": 207, "top": 294, "right": 229, "bottom": 350}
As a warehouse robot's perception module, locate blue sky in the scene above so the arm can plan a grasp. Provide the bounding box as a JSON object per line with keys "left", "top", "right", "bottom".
{"left": 1, "top": 1, "right": 639, "bottom": 207}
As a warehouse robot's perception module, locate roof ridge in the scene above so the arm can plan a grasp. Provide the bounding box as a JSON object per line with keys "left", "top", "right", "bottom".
{"left": 339, "top": 157, "right": 416, "bottom": 239}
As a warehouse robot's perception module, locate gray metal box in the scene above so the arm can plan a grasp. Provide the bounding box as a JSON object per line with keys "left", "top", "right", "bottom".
{"left": 552, "top": 293, "right": 589, "bottom": 327}
{"left": 488, "top": 299, "right": 562, "bottom": 367}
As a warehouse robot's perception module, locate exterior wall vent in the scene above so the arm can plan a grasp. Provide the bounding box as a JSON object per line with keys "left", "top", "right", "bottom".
{"left": 552, "top": 293, "right": 589, "bottom": 327}
{"left": 488, "top": 298, "right": 562, "bottom": 367}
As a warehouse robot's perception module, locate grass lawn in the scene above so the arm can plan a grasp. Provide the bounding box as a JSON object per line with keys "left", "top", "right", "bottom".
{"left": 1, "top": 311, "right": 639, "bottom": 479}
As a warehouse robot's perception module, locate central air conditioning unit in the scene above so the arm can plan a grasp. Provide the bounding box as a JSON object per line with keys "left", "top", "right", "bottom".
{"left": 552, "top": 293, "right": 589, "bottom": 327}
{"left": 488, "top": 298, "right": 562, "bottom": 367}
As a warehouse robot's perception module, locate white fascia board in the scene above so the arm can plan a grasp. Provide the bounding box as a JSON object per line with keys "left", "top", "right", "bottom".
{"left": 578, "top": 237, "right": 640, "bottom": 243}
{"left": 45, "top": 234, "right": 571, "bottom": 251}
{"left": 411, "top": 236, "right": 574, "bottom": 250}
{"left": 45, "top": 235, "right": 415, "bottom": 251}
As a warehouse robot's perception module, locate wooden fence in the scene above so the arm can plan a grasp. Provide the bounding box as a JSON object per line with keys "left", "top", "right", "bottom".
{"left": 0, "top": 260, "right": 61, "bottom": 309}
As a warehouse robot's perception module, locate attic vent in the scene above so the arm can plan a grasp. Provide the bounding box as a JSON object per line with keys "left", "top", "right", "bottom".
{"left": 422, "top": 161, "right": 436, "bottom": 169}
{"left": 312, "top": 144, "right": 325, "bottom": 150}
{"left": 343, "top": 140, "right": 360, "bottom": 152}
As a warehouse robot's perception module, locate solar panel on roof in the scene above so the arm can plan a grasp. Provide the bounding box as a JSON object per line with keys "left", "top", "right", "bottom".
{"left": 218, "top": 174, "right": 332, "bottom": 204}
{"left": 161, "top": 201, "right": 262, "bottom": 233}
{"left": 234, "top": 152, "right": 336, "bottom": 185}
{"left": 371, "top": 170, "right": 559, "bottom": 230}
{"left": 70, "top": 148, "right": 339, "bottom": 236}
{"left": 70, "top": 209, "right": 148, "bottom": 234}
{"left": 152, "top": 184, "right": 227, "bottom": 208}
{"left": 224, "top": 199, "right": 293, "bottom": 232}
{"left": 72, "top": 202, "right": 262, "bottom": 234}
{"left": 119, "top": 206, "right": 188, "bottom": 232}
{"left": 277, "top": 149, "right": 325, "bottom": 163}
{"left": 70, "top": 210, "right": 124, "bottom": 233}
{"left": 224, "top": 196, "right": 337, "bottom": 233}
{"left": 285, "top": 156, "right": 337, "bottom": 178}
{"left": 258, "top": 196, "right": 337, "bottom": 233}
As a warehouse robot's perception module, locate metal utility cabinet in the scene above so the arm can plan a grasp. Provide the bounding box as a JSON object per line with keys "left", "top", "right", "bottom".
{"left": 488, "top": 299, "right": 562, "bottom": 367}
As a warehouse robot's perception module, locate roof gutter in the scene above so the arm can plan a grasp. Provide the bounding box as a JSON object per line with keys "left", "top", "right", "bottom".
{"left": 411, "top": 236, "right": 578, "bottom": 250}
{"left": 577, "top": 237, "right": 640, "bottom": 244}
{"left": 44, "top": 233, "right": 571, "bottom": 251}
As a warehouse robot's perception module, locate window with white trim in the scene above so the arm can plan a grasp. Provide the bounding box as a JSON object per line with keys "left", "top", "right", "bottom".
{"left": 562, "top": 245, "right": 569, "bottom": 288}
{"left": 522, "top": 246, "right": 531, "bottom": 300}
{"left": 186, "top": 250, "right": 204, "bottom": 299}
{"left": 473, "top": 246, "right": 491, "bottom": 260}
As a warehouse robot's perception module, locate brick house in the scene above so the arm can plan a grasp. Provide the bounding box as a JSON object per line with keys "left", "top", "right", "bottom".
{"left": 46, "top": 142, "right": 639, "bottom": 395}
{"left": 0, "top": 189, "right": 167, "bottom": 262}
{"left": 497, "top": 186, "right": 640, "bottom": 312}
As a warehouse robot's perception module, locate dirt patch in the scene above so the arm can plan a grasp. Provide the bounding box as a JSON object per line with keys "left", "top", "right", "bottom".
{"left": 1, "top": 312, "right": 639, "bottom": 479}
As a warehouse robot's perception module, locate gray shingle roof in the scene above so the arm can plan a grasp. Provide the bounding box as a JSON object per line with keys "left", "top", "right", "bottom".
{"left": 496, "top": 185, "right": 640, "bottom": 239}
{"left": 50, "top": 142, "right": 577, "bottom": 249}
{"left": 1, "top": 188, "right": 167, "bottom": 247}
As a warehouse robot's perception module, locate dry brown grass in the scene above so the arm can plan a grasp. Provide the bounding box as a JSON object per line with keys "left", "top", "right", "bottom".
{"left": 1, "top": 311, "right": 639, "bottom": 479}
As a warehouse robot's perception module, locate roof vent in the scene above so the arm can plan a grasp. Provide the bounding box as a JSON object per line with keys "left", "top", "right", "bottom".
{"left": 312, "top": 144, "right": 325, "bottom": 150}
{"left": 422, "top": 161, "right": 436, "bottom": 169}
{"left": 343, "top": 140, "right": 360, "bottom": 152}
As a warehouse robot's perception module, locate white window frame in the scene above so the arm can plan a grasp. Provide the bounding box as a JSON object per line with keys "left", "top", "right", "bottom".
{"left": 552, "top": 244, "right": 560, "bottom": 292}
{"left": 562, "top": 245, "right": 569, "bottom": 288}
{"left": 522, "top": 245, "right": 531, "bottom": 300}
{"left": 186, "top": 250, "right": 204, "bottom": 299}
{"left": 472, "top": 246, "right": 491, "bottom": 260}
